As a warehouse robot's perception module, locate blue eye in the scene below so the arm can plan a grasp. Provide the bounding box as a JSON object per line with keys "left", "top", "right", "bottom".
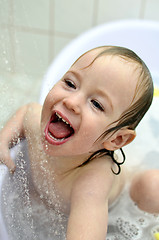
{"left": 65, "top": 79, "right": 76, "bottom": 89}
{"left": 91, "top": 100, "right": 104, "bottom": 111}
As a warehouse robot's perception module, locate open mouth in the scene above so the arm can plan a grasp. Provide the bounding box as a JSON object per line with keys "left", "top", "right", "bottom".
{"left": 45, "top": 111, "right": 74, "bottom": 145}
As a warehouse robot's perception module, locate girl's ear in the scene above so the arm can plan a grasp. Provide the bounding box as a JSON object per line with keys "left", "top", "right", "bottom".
{"left": 103, "top": 128, "right": 136, "bottom": 151}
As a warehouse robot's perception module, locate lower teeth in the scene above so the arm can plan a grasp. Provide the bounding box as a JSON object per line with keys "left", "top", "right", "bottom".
{"left": 48, "top": 132, "right": 66, "bottom": 141}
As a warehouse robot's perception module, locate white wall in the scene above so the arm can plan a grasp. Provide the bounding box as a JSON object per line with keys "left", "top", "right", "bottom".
{"left": 0, "top": 0, "right": 159, "bottom": 78}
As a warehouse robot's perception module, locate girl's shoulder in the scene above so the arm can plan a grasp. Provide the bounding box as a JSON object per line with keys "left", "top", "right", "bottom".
{"left": 71, "top": 156, "right": 125, "bottom": 205}
{"left": 23, "top": 103, "right": 42, "bottom": 131}
{"left": 26, "top": 102, "right": 42, "bottom": 116}
{"left": 24, "top": 103, "right": 42, "bottom": 125}
{"left": 72, "top": 156, "right": 115, "bottom": 196}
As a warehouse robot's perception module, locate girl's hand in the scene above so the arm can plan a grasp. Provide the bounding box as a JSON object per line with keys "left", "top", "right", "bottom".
{"left": 0, "top": 104, "right": 29, "bottom": 173}
{"left": 0, "top": 144, "right": 16, "bottom": 173}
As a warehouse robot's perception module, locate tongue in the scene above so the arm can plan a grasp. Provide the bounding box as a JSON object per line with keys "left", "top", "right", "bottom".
{"left": 48, "top": 122, "right": 73, "bottom": 139}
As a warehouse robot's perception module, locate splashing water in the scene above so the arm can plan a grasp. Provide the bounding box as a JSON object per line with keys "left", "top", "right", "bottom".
{"left": 1, "top": 141, "right": 68, "bottom": 240}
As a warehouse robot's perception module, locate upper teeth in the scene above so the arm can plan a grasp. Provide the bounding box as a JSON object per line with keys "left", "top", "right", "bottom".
{"left": 56, "top": 112, "right": 69, "bottom": 125}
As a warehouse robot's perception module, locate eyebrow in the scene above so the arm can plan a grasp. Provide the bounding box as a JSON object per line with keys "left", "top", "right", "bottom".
{"left": 66, "top": 70, "right": 82, "bottom": 81}
{"left": 67, "top": 70, "right": 114, "bottom": 111}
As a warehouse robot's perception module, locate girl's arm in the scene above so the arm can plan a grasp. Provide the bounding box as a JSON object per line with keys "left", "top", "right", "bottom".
{"left": 67, "top": 164, "right": 114, "bottom": 240}
{"left": 0, "top": 105, "right": 29, "bottom": 172}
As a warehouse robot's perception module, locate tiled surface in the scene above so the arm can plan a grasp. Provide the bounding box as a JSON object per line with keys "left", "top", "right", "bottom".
{"left": 54, "top": 0, "right": 95, "bottom": 35}
{"left": 0, "top": 0, "right": 10, "bottom": 24}
{"left": 13, "top": 0, "right": 50, "bottom": 30}
{"left": 14, "top": 30, "right": 50, "bottom": 77}
{"left": 53, "top": 34, "right": 75, "bottom": 58}
{"left": 144, "top": 0, "right": 159, "bottom": 20}
{"left": 0, "top": 73, "right": 41, "bottom": 128}
{"left": 97, "top": 0, "right": 143, "bottom": 24}
{"left": 0, "top": 0, "right": 159, "bottom": 128}
{"left": 0, "top": 28, "right": 14, "bottom": 73}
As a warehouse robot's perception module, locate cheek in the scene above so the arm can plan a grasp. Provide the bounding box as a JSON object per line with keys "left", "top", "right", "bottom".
{"left": 44, "top": 85, "right": 62, "bottom": 105}
{"left": 79, "top": 121, "right": 102, "bottom": 144}
{"left": 83, "top": 115, "right": 107, "bottom": 133}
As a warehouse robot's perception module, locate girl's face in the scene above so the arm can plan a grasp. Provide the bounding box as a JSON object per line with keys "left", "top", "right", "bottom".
{"left": 41, "top": 50, "right": 138, "bottom": 160}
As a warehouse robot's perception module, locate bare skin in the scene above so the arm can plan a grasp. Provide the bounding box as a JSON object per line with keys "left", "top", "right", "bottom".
{"left": 130, "top": 169, "right": 159, "bottom": 214}
{"left": 0, "top": 103, "right": 126, "bottom": 239}
{"left": 0, "top": 49, "right": 146, "bottom": 240}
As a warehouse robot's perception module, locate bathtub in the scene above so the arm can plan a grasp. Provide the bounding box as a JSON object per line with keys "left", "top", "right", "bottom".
{"left": 1, "top": 19, "right": 159, "bottom": 239}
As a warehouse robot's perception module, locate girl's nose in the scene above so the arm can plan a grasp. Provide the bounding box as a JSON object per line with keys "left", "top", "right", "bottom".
{"left": 63, "top": 95, "right": 81, "bottom": 114}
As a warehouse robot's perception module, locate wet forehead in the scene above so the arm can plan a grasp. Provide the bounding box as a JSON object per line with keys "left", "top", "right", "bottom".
{"left": 71, "top": 49, "right": 139, "bottom": 113}
{"left": 72, "top": 48, "right": 139, "bottom": 75}
{"left": 72, "top": 49, "right": 138, "bottom": 88}
{"left": 72, "top": 48, "right": 104, "bottom": 68}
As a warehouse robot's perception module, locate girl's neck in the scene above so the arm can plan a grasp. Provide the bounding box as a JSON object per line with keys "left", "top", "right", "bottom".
{"left": 46, "top": 153, "right": 90, "bottom": 176}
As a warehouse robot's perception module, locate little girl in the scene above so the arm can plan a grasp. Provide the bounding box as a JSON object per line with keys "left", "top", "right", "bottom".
{"left": 0, "top": 46, "right": 158, "bottom": 240}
